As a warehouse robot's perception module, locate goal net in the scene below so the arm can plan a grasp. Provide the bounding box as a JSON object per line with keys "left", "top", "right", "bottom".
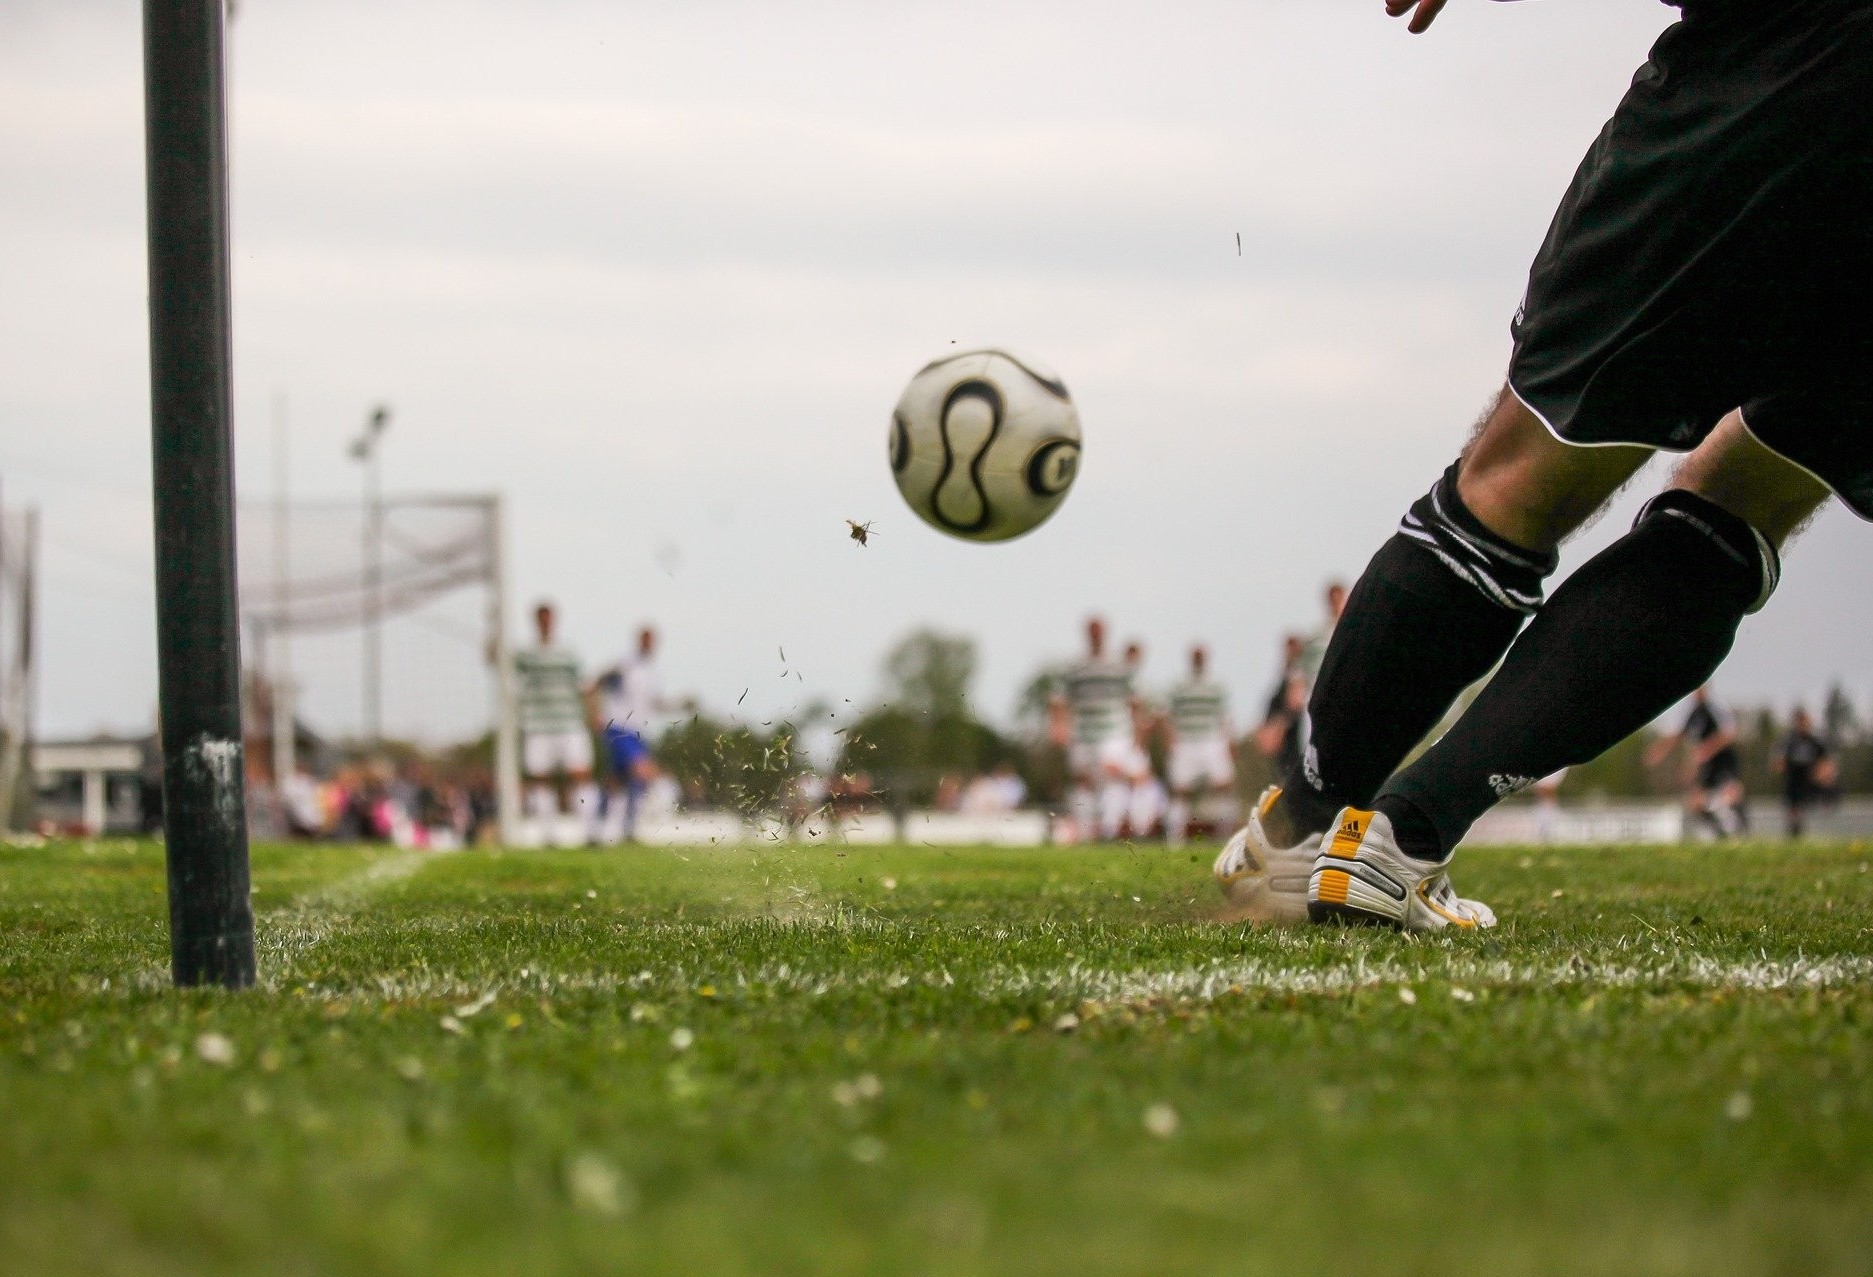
{"left": 236, "top": 494, "right": 518, "bottom": 840}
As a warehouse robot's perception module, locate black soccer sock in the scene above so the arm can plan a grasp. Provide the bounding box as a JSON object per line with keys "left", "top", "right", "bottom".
{"left": 1277, "top": 461, "right": 1557, "bottom": 837}
{"left": 1378, "top": 489, "right": 1779, "bottom": 859}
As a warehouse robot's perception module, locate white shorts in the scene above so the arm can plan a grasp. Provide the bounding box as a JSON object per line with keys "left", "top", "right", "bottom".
{"left": 1069, "top": 736, "right": 1135, "bottom": 782}
{"left": 1169, "top": 738, "right": 1234, "bottom": 792}
{"left": 524, "top": 728, "right": 594, "bottom": 778}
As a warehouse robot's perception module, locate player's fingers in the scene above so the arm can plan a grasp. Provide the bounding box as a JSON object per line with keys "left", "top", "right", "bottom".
{"left": 1408, "top": 0, "right": 1448, "bottom": 33}
{"left": 1384, "top": 0, "right": 1415, "bottom": 14}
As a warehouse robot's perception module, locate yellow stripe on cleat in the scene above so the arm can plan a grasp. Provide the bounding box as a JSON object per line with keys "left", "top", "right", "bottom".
{"left": 1316, "top": 869, "right": 1351, "bottom": 905}
{"left": 1325, "top": 810, "right": 1371, "bottom": 860}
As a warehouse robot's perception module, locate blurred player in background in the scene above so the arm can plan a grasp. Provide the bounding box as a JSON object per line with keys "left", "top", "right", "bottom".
{"left": 1165, "top": 644, "right": 1236, "bottom": 846}
{"left": 1217, "top": 0, "right": 1867, "bottom": 929}
{"left": 1119, "top": 640, "right": 1165, "bottom": 838}
{"left": 589, "top": 624, "right": 669, "bottom": 844}
{"left": 1648, "top": 686, "right": 1747, "bottom": 840}
{"left": 1254, "top": 633, "right": 1309, "bottom": 777}
{"left": 1050, "top": 617, "right": 1135, "bottom": 842}
{"left": 515, "top": 602, "right": 597, "bottom": 846}
{"left": 1773, "top": 705, "right": 1836, "bottom": 838}
{"left": 1532, "top": 769, "right": 1567, "bottom": 844}
{"left": 1298, "top": 580, "right": 1348, "bottom": 688}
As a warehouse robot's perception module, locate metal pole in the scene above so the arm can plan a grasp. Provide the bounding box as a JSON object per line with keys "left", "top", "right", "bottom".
{"left": 143, "top": 0, "right": 255, "bottom": 988}
{"left": 366, "top": 447, "right": 381, "bottom": 748}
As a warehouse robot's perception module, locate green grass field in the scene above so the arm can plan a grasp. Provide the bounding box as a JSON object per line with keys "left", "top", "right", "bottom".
{"left": 3, "top": 837, "right": 1870, "bottom": 1276}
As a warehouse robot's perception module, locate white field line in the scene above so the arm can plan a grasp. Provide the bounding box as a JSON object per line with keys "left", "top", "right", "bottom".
{"left": 268, "top": 952, "right": 1873, "bottom": 1005}
{"left": 125, "top": 849, "right": 438, "bottom": 991}
{"left": 260, "top": 849, "right": 434, "bottom": 970}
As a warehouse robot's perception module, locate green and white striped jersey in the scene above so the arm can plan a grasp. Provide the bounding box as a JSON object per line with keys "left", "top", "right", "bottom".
{"left": 515, "top": 645, "right": 586, "bottom": 734}
{"left": 1168, "top": 677, "right": 1230, "bottom": 741}
{"left": 1064, "top": 659, "right": 1133, "bottom": 745}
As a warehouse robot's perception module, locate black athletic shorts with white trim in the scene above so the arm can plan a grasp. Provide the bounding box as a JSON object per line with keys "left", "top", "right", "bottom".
{"left": 1507, "top": 0, "right": 1873, "bottom": 516}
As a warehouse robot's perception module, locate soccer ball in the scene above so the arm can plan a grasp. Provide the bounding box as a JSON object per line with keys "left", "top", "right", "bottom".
{"left": 889, "top": 349, "right": 1082, "bottom": 542}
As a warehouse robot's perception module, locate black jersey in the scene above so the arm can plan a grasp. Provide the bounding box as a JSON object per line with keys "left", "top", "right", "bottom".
{"left": 1778, "top": 729, "right": 1831, "bottom": 799}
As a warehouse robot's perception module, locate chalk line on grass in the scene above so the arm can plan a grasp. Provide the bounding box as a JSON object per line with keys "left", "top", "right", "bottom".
{"left": 273, "top": 950, "right": 1873, "bottom": 1007}
{"left": 231, "top": 850, "right": 437, "bottom": 989}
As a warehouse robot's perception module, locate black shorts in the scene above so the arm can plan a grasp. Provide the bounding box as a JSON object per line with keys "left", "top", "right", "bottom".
{"left": 1508, "top": 0, "right": 1873, "bottom": 516}
{"left": 1696, "top": 752, "right": 1743, "bottom": 792}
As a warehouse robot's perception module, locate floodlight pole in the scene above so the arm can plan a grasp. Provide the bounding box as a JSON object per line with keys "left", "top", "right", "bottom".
{"left": 350, "top": 406, "right": 390, "bottom": 752}
{"left": 271, "top": 392, "right": 294, "bottom": 791}
{"left": 142, "top": 0, "right": 256, "bottom": 988}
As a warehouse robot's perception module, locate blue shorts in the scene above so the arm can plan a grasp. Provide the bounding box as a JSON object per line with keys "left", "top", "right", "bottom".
{"left": 604, "top": 724, "right": 650, "bottom": 774}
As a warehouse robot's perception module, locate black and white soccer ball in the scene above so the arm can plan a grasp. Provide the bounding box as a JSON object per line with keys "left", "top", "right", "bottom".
{"left": 889, "top": 349, "right": 1082, "bottom": 543}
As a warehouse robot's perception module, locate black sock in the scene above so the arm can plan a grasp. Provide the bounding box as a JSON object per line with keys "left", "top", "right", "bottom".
{"left": 1379, "top": 490, "right": 1779, "bottom": 859}
{"left": 1279, "top": 461, "right": 1556, "bottom": 835}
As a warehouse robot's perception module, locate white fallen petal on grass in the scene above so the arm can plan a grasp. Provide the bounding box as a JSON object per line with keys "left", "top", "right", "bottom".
{"left": 566, "top": 1153, "right": 634, "bottom": 1217}
{"left": 670, "top": 1027, "right": 695, "bottom": 1052}
{"left": 1725, "top": 1091, "right": 1754, "bottom": 1122}
{"left": 1143, "top": 1103, "right": 1180, "bottom": 1138}
{"left": 831, "top": 1073, "right": 882, "bottom": 1107}
{"left": 194, "top": 1033, "right": 236, "bottom": 1066}
{"left": 455, "top": 992, "right": 496, "bottom": 1018}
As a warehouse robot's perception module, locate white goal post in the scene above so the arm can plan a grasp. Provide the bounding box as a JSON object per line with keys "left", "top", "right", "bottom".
{"left": 0, "top": 500, "right": 38, "bottom": 832}
{"left": 236, "top": 493, "right": 520, "bottom": 843}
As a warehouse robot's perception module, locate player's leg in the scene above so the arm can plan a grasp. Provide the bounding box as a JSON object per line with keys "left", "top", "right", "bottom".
{"left": 626, "top": 746, "right": 656, "bottom": 840}
{"left": 595, "top": 726, "right": 630, "bottom": 845}
{"left": 1165, "top": 745, "right": 1193, "bottom": 846}
{"left": 1127, "top": 771, "right": 1165, "bottom": 842}
{"left": 1269, "top": 386, "right": 1647, "bottom": 845}
{"left": 1092, "top": 739, "right": 1131, "bottom": 841}
{"left": 1721, "top": 775, "right": 1750, "bottom": 836}
{"left": 560, "top": 730, "right": 600, "bottom": 846}
{"left": 1686, "top": 783, "right": 1722, "bottom": 841}
{"left": 1097, "top": 768, "right": 1129, "bottom": 841}
{"left": 1165, "top": 790, "right": 1190, "bottom": 847}
{"left": 1067, "top": 746, "right": 1098, "bottom": 843}
{"left": 521, "top": 733, "right": 559, "bottom": 846}
{"left": 1368, "top": 413, "right": 1829, "bottom": 869}
{"left": 1212, "top": 742, "right": 1239, "bottom": 833}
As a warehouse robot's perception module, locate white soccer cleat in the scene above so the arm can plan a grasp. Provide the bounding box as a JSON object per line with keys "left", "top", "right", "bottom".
{"left": 1307, "top": 807, "right": 1496, "bottom": 931}
{"left": 1212, "top": 786, "right": 1316, "bottom": 925}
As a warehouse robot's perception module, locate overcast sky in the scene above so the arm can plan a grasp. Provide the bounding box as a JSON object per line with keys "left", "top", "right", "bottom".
{"left": 4, "top": 0, "right": 1869, "bottom": 747}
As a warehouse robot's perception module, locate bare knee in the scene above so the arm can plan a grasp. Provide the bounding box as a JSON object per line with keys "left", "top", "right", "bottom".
{"left": 1454, "top": 385, "right": 1650, "bottom": 553}
{"left": 1670, "top": 412, "right": 1831, "bottom": 548}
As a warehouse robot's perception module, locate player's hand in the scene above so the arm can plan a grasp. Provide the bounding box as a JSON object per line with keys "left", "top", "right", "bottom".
{"left": 1384, "top": 0, "right": 1448, "bottom": 34}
